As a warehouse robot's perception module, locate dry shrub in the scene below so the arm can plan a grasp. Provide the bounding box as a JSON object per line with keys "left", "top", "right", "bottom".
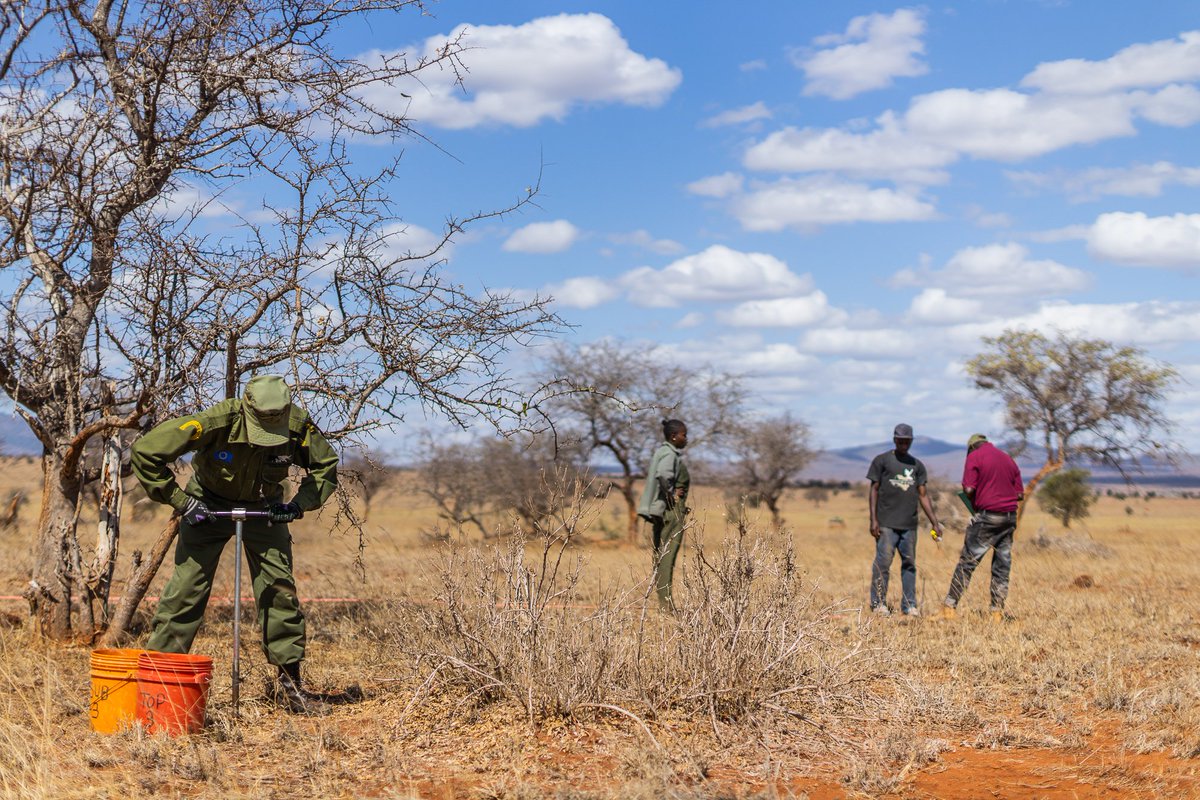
{"left": 401, "top": 483, "right": 883, "bottom": 750}
{"left": 405, "top": 476, "right": 627, "bottom": 723}
{"left": 635, "top": 522, "right": 875, "bottom": 735}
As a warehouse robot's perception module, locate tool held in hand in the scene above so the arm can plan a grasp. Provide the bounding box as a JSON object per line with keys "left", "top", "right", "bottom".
{"left": 209, "top": 509, "right": 273, "bottom": 716}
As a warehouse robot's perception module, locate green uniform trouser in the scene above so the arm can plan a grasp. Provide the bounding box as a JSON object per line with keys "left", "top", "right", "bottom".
{"left": 651, "top": 505, "right": 686, "bottom": 609}
{"left": 146, "top": 514, "right": 306, "bottom": 667}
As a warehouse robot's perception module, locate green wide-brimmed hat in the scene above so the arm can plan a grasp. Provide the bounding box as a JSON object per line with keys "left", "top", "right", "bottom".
{"left": 243, "top": 375, "right": 292, "bottom": 447}
{"left": 966, "top": 433, "right": 988, "bottom": 449}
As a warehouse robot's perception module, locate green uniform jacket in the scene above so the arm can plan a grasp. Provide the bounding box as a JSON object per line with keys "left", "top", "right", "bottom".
{"left": 637, "top": 441, "right": 690, "bottom": 521}
{"left": 131, "top": 398, "right": 339, "bottom": 512}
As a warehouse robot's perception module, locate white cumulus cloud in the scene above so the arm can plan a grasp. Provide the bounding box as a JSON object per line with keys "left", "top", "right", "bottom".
{"left": 702, "top": 101, "right": 772, "bottom": 128}
{"left": 1133, "top": 84, "right": 1200, "bottom": 127}
{"left": 543, "top": 276, "right": 619, "bottom": 309}
{"left": 949, "top": 301, "right": 1200, "bottom": 347}
{"left": 620, "top": 245, "right": 812, "bottom": 307}
{"left": 1007, "top": 161, "right": 1200, "bottom": 202}
{"left": 1086, "top": 212, "right": 1200, "bottom": 269}
{"left": 907, "top": 288, "right": 985, "bottom": 325}
{"left": 743, "top": 116, "right": 954, "bottom": 181}
{"left": 795, "top": 8, "right": 928, "bottom": 100}
{"left": 365, "top": 14, "right": 681, "bottom": 129}
{"left": 732, "top": 176, "right": 937, "bottom": 231}
{"left": 893, "top": 243, "right": 1090, "bottom": 297}
{"left": 608, "top": 229, "right": 685, "bottom": 255}
{"left": 716, "top": 292, "right": 845, "bottom": 328}
{"left": 686, "top": 172, "right": 744, "bottom": 198}
{"left": 798, "top": 326, "right": 914, "bottom": 359}
{"left": 1021, "top": 30, "right": 1200, "bottom": 94}
{"left": 503, "top": 220, "right": 580, "bottom": 254}
{"left": 903, "top": 89, "right": 1138, "bottom": 161}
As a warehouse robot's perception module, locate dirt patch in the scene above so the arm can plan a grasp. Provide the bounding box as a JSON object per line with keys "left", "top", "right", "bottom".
{"left": 903, "top": 723, "right": 1200, "bottom": 799}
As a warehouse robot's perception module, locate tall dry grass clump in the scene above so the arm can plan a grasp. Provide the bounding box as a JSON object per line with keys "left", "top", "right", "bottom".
{"left": 392, "top": 478, "right": 884, "bottom": 751}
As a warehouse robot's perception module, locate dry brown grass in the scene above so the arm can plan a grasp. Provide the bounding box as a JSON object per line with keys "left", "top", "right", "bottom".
{"left": 1, "top": 459, "right": 1199, "bottom": 798}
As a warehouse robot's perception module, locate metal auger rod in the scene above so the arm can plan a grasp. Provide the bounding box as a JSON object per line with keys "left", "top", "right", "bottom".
{"left": 210, "top": 509, "right": 272, "bottom": 716}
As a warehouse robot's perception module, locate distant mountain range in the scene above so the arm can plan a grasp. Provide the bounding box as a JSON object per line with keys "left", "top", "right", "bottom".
{"left": 799, "top": 435, "right": 1200, "bottom": 488}
{"left": 3, "top": 413, "right": 1197, "bottom": 488}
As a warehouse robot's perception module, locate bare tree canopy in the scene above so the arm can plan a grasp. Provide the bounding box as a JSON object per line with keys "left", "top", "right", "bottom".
{"left": 723, "top": 413, "right": 817, "bottom": 530}
{"left": 1, "top": 0, "right": 562, "bottom": 638}
{"left": 418, "top": 432, "right": 589, "bottom": 538}
{"left": 543, "top": 341, "right": 743, "bottom": 540}
{"left": 966, "top": 329, "right": 1177, "bottom": 519}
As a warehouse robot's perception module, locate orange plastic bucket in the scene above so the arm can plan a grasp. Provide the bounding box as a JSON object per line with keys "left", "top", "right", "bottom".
{"left": 136, "top": 651, "right": 214, "bottom": 736}
{"left": 89, "top": 648, "right": 145, "bottom": 733}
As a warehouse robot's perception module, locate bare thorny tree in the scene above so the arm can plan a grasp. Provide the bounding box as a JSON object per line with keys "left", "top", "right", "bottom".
{"left": 0, "top": 0, "right": 563, "bottom": 639}
{"left": 721, "top": 412, "right": 817, "bottom": 530}
{"left": 544, "top": 341, "right": 744, "bottom": 541}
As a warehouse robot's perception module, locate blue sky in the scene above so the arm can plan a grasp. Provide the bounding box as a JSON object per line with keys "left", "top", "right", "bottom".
{"left": 199, "top": 2, "right": 1200, "bottom": 453}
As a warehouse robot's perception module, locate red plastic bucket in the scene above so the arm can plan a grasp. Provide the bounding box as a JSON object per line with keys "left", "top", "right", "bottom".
{"left": 136, "top": 651, "right": 214, "bottom": 735}
{"left": 89, "top": 648, "right": 146, "bottom": 733}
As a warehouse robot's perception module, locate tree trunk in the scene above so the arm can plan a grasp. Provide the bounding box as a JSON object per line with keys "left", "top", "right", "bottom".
{"left": 27, "top": 450, "right": 83, "bottom": 639}
{"left": 620, "top": 478, "right": 639, "bottom": 543}
{"left": 101, "top": 517, "right": 179, "bottom": 646}
{"left": 1017, "top": 460, "right": 1062, "bottom": 529}
{"left": 766, "top": 496, "right": 784, "bottom": 530}
{"left": 89, "top": 428, "right": 123, "bottom": 630}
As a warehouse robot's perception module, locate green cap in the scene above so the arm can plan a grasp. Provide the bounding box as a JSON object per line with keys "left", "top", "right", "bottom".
{"left": 243, "top": 375, "right": 292, "bottom": 447}
{"left": 967, "top": 433, "right": 988, "bottom": 450}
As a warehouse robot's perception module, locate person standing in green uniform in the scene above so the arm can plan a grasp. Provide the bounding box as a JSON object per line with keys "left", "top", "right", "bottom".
{"left": 637, "top": 419, "right": 690, "bottom": 611}
{"left": 131, "top": 375, "right": 339, "bottom": 715}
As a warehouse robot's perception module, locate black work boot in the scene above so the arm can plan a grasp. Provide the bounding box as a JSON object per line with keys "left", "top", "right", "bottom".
{"left": 273, "top": 662, "right": 332, "bottom": 716}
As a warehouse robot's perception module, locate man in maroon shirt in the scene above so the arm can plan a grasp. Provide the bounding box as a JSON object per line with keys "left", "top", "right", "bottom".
{"left": 940, "top": 434, "right": 1024, "bottom": 621}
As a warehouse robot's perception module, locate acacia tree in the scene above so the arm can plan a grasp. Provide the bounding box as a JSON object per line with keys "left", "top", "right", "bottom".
{"left": 967, "top": 330, "right": 1176, "bottom": 523}
{"left": 1, "top": 0, "right": 561, "bottom": 639}
{"left": 723, "top": 413, "right": 817, "bottom": 529}
{"left": 543, "top": 341, "right": 743, "bottom": 540}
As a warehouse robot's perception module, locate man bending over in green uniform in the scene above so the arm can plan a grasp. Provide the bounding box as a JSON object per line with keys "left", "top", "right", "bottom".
{"left": 131, "top": 375, "right": 339, "bottom": 715}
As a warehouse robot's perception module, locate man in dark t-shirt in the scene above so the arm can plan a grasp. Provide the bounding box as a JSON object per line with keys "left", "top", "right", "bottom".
{"left": 866, "top": 423, "right": 943, "bottom": 616}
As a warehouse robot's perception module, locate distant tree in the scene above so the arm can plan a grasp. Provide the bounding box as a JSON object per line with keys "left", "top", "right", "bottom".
{"left": 341, "top": 452, "right": 393, "bottom": 523}
{"left": 543, "top": 341, "right": 743, "bottom": 540}
{"left": 804, "top": 485, "right": 830, "bottom": 507}
{"left": 1036, "top": 468, "right": 1095, "bottom": 528}
{"left": 418, "top": 433, "right": 589, "bottom": 537}
{"left": 724, "top": 413, "right": 817, "bottom": 529}
{"left": 967, "top": 330, "right": 1177, "bottom": 523}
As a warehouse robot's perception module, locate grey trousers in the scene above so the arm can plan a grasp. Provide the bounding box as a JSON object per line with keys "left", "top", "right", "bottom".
{"left": 945, "top": 512, "right": 1015, "bottom": 610}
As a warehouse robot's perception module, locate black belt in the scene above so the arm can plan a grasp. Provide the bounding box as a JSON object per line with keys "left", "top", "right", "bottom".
{"left": 979, "top": 509, "right": 1016, "bottom": 517}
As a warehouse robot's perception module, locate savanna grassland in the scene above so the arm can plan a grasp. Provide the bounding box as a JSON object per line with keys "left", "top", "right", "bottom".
{"left": 1, "top": 456, "right": 1199, "bottom": 799}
